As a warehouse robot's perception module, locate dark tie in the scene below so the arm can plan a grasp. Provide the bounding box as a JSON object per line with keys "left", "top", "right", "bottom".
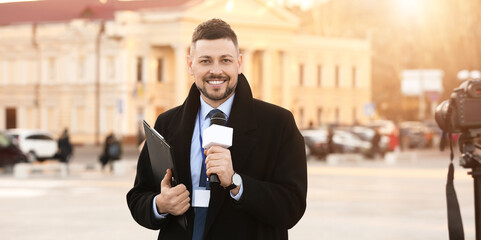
{"left": 192, "top": 109, "right": 223, "bottom": 240}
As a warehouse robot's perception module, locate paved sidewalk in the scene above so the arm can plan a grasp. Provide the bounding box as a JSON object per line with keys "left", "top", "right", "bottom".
{"left": 0, "top": 149, "right": 475, "bottom": 239}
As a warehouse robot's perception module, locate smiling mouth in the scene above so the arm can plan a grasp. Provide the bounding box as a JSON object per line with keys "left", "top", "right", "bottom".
{"left": 207, "top": 80, "right": 226, "bottom": 85}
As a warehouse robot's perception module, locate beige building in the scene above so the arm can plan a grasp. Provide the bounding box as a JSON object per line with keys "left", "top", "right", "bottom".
{"left": 0, "top": 0, "right": 371, "bottom": 144}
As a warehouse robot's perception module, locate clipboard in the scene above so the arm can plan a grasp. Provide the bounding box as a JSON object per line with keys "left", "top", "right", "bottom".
{"left": 142, "top": 120, "right": 177, "bottom": 186}
{"left": 142, "top": 120, "right": 187, "bottom": 229}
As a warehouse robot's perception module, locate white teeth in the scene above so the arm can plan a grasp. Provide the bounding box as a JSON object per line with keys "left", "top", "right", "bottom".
{"left": 209, "top": 81, "right": 223, "bottom": 85}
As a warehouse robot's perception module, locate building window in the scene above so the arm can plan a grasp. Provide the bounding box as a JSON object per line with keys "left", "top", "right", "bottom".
{"left": 136, "top": 57, "right": 143, "bottom": 82}
{"left": 352, "top": 66, "right": 357, "bottom": 88}
{"left": 157, "top": 58, "right": 164, "bottom": 82}
{"left": 317, "top": 65, "right": 322, "bottom": 87}
{"left": 299, "top": 64, "right": 304, "bottom": 86}
{"left": 335, "top": 65, "right": 340, "bottom": 88}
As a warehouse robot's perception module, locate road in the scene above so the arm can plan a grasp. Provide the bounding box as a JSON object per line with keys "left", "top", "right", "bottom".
{"left": 0, "top": 146, "right": 476, "bottom": 239}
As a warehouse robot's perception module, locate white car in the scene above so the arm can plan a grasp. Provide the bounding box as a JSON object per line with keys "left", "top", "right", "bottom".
{"left": 5, "top": 129, "right": 58, "bottom": 162}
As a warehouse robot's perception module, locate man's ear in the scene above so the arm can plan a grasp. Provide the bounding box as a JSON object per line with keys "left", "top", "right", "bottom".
{"left": 187, "top": 55, "right": 193, "bottom": 75}
{"left": 237, "top": 54, "right": 243, "bottom": 73}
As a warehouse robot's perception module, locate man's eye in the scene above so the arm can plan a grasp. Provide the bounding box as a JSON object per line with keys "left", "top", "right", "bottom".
{"left": 200, "top": 60, "right": 210, "bottom": 64}
{"left": 222, "top": 59, "right": 232, "bottom": 63}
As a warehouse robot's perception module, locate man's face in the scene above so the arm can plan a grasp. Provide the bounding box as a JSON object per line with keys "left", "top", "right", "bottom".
{"left": 188, "top": 38, "right": 242, "bottom": 108}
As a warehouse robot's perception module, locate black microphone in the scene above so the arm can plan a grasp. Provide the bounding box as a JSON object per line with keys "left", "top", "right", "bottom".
{"left": 205, "top": 112, "right": 229, "bottom": 184}
{"left": 211, "top": 112, "right": 227, "bottom": 126}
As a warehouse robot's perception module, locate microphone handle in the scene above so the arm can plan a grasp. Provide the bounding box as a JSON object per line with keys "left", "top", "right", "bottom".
{"left": 210, "top": 174, "right": 220, "bottom": 184}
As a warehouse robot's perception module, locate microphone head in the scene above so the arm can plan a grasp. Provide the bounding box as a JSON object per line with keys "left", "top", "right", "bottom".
{"left": 210, "top": 112, "right": 227, "bottom": 126}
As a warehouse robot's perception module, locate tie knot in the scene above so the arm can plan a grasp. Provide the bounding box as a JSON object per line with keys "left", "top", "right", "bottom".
{"left": 208, "top": 109, "right": 226, "bottom": 126}
{"left": 208, "top": 109, "right": 223, "bottom": 118}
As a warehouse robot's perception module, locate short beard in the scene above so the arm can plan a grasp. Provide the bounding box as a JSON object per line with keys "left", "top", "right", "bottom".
{"left": 196, "top": 74, "right": 237, "bottom": 101}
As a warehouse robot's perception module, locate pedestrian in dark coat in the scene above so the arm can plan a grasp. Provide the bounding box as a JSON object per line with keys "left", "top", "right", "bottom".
{"left": 100, "top": 132, "right": 122, "bottom": 171}
{"left": 58, "top": 128, "right": 73, "bottom": 163}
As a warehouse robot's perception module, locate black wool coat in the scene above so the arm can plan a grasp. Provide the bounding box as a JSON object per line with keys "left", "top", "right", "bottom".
{"left": 127, "top": 74, "right": 307, "bottom": 240}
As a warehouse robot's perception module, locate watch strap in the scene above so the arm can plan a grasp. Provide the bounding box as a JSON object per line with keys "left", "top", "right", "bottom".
{"left": 225, "top": 183, "right": 237, "bottom": 190}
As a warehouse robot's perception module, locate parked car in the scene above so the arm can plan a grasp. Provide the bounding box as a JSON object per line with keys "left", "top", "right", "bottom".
{"left": 5, "top": 129, "right": 58, "bottom": 162}
{"left": 301, "top": 129, "right": 329, "bottom": 159}
{"left": 349, "top": 126, "right": 390, "bottom": 156}
{"left": 399, "top": 121, "right": 432, "bottom": 149}
{"left": 332, "top": 129, "right": 372, "bottom": 156}
{"left": 0, "top": 132, "right": 27, "bottom": 170}
{"left": 302, "top": 127, "right": 372, "bottom": 158}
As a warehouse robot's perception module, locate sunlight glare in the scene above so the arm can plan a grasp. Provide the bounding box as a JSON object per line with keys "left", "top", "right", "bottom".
{"left": 394, "top": 0, "right": 424, "bottom": 17}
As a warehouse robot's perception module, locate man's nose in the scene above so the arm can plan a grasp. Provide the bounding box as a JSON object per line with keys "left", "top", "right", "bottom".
{"left": 209, "top": 62, "right": 222, "bottom": 74}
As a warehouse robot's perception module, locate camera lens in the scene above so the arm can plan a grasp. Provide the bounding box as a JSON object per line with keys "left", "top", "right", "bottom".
{"left": 435, "top": 100, "right": 450, "bottom": 131}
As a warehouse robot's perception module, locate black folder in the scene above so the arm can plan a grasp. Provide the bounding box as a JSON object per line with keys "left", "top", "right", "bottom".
{"left": 142, "top": 120, "right": 187, "bottom": 229}
{"left": 142, "top": 120, "right": 177, "bottom": 186}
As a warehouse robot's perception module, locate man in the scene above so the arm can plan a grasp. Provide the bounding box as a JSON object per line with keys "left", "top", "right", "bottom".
{"left": 127, "top": 18, "right": 307, "bottom": 240}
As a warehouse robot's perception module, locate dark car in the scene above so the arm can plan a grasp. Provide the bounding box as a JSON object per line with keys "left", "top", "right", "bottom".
{"left": 301, "top": 129, "right": 329, "bottom": 160}
{"left": 0, "top": 132, "right": 27, "bottom": 172}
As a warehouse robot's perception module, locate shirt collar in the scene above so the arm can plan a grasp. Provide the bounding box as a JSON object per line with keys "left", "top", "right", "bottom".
{"left": 199, "top": 94, "right": 235, "bottom": 120}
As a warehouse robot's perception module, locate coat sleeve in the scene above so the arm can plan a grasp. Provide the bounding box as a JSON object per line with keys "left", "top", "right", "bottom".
{"left": 233, "top": 112, "right": 308, "bottom": 229}
{"left": 126, "top": 144, "right": 171, "bottom": 230}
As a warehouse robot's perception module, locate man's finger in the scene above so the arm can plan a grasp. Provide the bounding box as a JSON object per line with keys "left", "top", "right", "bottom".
{"left": 160, "top": 169, "right": 172, "bottom": 191}
{"left": 205, "top": 146, "right": 228, "bottom": 155}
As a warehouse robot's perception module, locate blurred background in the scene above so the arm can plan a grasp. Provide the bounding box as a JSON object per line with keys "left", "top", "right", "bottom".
{"left": 1, "top": 0, "right": 478, "bottom": 146}
{"left": 0, "top": 0, "right": 480, "bottom": 239}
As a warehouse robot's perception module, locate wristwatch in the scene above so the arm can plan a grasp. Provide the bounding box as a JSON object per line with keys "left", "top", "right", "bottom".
{"left": 225, "top": 172, "right": 242, "bottom": 190}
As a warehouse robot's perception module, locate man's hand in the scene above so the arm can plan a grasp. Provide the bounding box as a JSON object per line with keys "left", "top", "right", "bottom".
{"left": 155, "top": 169, "right": 190, "bottom": 216}
{"left": 205, "top": 146, "right": 235, "bottom": 189}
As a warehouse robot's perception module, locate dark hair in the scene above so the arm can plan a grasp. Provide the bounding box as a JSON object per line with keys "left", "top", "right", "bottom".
{"left": 191, "top": 18, "right": 238, "bottom": 51}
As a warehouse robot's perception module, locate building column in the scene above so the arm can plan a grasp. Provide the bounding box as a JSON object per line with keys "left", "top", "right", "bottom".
{"left": 174, "top": 45, "right": 189, "bottom": 105}
{"left": 261, "top": 49, "right": 273, "bottom": 103}
{"left": 241, "top": 49, "right": 253, "bottom": 83}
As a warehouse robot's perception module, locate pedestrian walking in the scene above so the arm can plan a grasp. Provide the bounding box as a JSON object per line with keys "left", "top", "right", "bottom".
{"left": 57, "top": 128, "right": 73, "bottom": 163}
{"left": 99, "top": 132, "right": 122, "bottom": 171}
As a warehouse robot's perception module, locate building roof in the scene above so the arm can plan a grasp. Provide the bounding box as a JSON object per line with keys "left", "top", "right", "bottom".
{"left": 0, "top": 0, "right": 193, "bottom": 26}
